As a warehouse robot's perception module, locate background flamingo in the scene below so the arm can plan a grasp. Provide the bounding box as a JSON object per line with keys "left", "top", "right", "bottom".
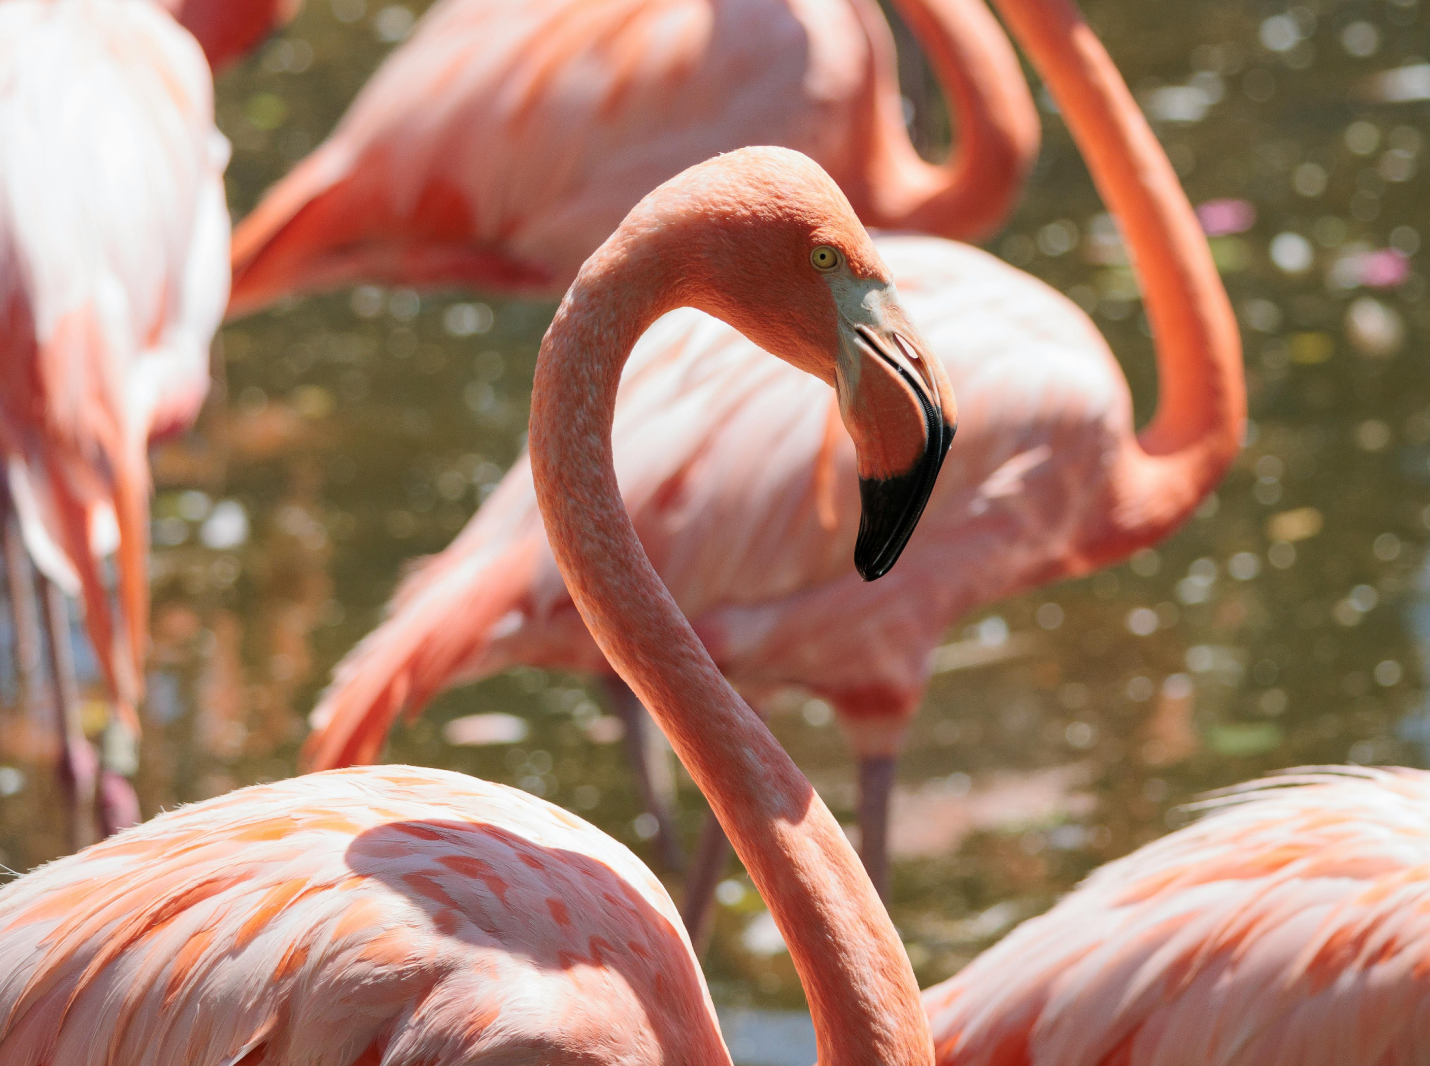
{"left": 302, "top": 0, "right": 1244, "bottom": 942}
{"left": 158, "top": 0, "right": 306, "bottom": 73}
{"left": 922, "top": 767, "right": 1430, "bottom": 1065}
{"left": 0, "top": 0, "right": 231, "bottom": 847}
{"left": 0, "top": 147, "right": 946, "bottom": 1066}
{"left": 224, "top": 0, "right": 1040, "bottom": 315}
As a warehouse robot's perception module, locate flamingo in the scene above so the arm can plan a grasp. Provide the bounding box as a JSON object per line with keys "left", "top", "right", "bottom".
{"left": 0, "top": 145, "right": 952, "bottom": 1066}
{"left": 0, "top": 0, "right": 231, "bottom": 847}
{"left": 158, "top": 0, "right": 305, "bottom": 72}
{"left": 224, "top": 0, "right": 1041, "bottom": 315}
{"left": 923, "top": 767, "right": 1430, "bottom": 1065}
{"left": 300, "top": 0, "right": 1244, "bottom": 942}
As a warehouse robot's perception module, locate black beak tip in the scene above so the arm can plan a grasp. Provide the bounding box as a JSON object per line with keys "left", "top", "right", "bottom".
{"left": 853, "top": 419, "right": 955, "bottom": 582}
{"left": 855, "top": 551, "right": 894, "bottom": 582}
{"left": 854, "top": 471, "right": 924, "bottom": 581}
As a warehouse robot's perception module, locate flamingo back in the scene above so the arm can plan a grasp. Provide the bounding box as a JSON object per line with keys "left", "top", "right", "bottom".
{"left": 0, "top": 766, "right": 726, "bottom": 1066}
{"left": 0, "top": 0, "right": 230, "bottom": 701}
{"left": 923, "top": 768, "right": 1430, "bottom": 1066}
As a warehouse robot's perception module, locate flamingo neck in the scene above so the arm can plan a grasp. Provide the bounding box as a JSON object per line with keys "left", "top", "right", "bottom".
{"left": 528, "top": 240, "right": 932, "bottom": 1066}
{"left": 992, "top": 0, "right": 1244, "bottom": 555}
{"left": 850, "top": 0, "right": 1039, "bottom": 242}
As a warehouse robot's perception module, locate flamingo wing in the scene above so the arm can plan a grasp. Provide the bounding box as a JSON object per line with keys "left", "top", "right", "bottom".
{"left": 0, "top": 0, "right": 229, "bottom": 704}
{"left": 228, "top": 0, "right": 875, "bottom": 311}
{"left": 924, "top": 769, "right": 1430, "bottom": 1066}
{"left": 0, "top": 766, "right": 725, "bottom": 1066}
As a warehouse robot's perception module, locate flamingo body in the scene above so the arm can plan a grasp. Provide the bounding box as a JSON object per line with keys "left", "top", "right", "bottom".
{"left": 0, "top": 0, "right": 230, "bottom": 705}
{"left": 0, "top": 765, "right": 724, "bottom": 1066}
{"left": 924, "top": 768, "right": 1430, "bottom": 1066}
{"left": 227, "top": 0, "right": 1038, "bottom": 314}
{"left": 306, "top": 236, "right": 1127, "bottom": 766}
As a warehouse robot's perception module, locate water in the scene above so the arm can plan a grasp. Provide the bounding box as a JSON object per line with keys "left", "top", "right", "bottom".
{"left": 2, "top": 0, "right": 1429, "bottom": 1031}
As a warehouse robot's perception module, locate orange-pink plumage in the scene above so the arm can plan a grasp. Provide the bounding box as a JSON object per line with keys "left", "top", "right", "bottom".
{"left": 0, "top": 766, "right": 723, "bottom": 1066}
{"left": 924, "top": 768, "right": 1430, "bottom": 1066}
{"left": 225, "top": 0, "right": 1039, "bottom": 314}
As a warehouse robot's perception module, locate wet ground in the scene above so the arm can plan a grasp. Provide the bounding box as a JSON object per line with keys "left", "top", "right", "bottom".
{"left": 3, "top": 0, "right": 1430, "bottom": 1023}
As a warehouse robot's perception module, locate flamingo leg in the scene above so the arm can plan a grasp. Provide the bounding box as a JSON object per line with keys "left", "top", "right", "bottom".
{"left": 680, "top": 754, "right": 898, "bottom": 953}
{"left": 679, "top": 811, "right": 734, "bottom": 954}
{"left": 857, "top": 755, "right": 897, "bottom": 903}
{"left": 602, "top": 676, "right": 686, "bottom": 873}
{"left": 0, "top": 490, "right": 44, "bottom": 718}
{"left": 36, "top": 569, "right": 99, "bottom": 853}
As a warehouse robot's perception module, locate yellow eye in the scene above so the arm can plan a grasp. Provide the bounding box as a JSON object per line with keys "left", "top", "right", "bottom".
{"left": 810, "top": 245, "right": 842, "bottom": 272}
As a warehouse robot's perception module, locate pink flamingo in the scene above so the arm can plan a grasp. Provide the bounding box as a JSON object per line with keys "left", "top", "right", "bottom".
{"left": 0, "top": 0, "right": 231, "bottom": 847}
{"left": 302, "top": 0, "right": 1244, "bottom": 939}
{"left": 224, "top": 0, "right": 1040, "bottom": 315}
{"left": 158, "top": 0, "right": 305, "bottom": 72}
{"left": 923, "top": 767, "right": 1430, "bottom": 1065}
{"left": 0, "top": 146, "right": 951, "bottom": 1066}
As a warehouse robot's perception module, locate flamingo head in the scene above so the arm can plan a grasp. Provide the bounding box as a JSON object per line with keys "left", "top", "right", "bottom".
{"left": 625, "top": 146, "right": 957, "bottom": 580}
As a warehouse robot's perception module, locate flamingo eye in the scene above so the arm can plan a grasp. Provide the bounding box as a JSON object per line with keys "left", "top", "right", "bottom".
{"left": 810, "top": 245, "right": 842, "bottom": 272}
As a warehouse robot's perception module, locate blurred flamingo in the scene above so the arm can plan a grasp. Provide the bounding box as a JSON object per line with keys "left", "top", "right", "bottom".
{"left": 159, "top": 0, "right": 305, "bottom": 72}
{"left": 302, "top": 0, "right": 1243, "bottom": 942}
{"left": 0, "top": 147, "right": 950, "bottom": 1066}
{"left": 225, "top": 0, "right": 1041, "bottom": 314}
{"left": 0, "top": 0, "right": 231, "bottom": 848}
{"left": 924, "top": 767, "right": 1430, "bottom": 1065}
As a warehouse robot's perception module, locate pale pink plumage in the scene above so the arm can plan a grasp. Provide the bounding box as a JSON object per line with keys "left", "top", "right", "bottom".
{"left": 0, "top": 0, "right": 231, "bottom": 709}
{"left": 226, "top": 0, "right": 1039, "bottom": 314}
{"left": 924, "top": 768, "right": 1430, "bottom": 1066}
{"left": 0, "top": 765, "right": 723, "bottom": 1066}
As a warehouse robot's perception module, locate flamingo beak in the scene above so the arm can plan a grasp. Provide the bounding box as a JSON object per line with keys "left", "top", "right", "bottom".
{"left": 835, "top": 308, "right": 956, "bottom": 581}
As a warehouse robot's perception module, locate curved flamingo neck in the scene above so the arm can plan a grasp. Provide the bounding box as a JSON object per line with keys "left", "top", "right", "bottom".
{"left": 528, "top": 235, "right": 932, "bottom": 1066}
{"left": 993, "top": 0, "right": 1244, "bottom": 556}
{"left": 848, "top": 0, "right": 1040, "bottom": 242}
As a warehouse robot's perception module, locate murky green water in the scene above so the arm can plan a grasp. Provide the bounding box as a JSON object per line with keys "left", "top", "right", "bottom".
{"left": 3, "top": 0, "right": 1430, "bottom": 1017}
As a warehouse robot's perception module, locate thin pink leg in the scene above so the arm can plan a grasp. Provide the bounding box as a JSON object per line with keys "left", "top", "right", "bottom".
{"left": 1, "top": 492, "right": 43, "bottom": 719}
{"left": 36, "top": 571, "right": 98, "bottom": 853}
{"left": 679, "top": 811, "right": 733, "bottom": 955}
{"left": 602, "top": 677, "right": 686, "bottom": 873}
{"left": 857, "top": 755, "right": 897, "bottom": 903}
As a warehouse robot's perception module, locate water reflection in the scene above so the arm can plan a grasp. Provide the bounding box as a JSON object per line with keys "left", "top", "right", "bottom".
{"left": 2, "top": 0, "right": 1429, "bottom": 1020}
